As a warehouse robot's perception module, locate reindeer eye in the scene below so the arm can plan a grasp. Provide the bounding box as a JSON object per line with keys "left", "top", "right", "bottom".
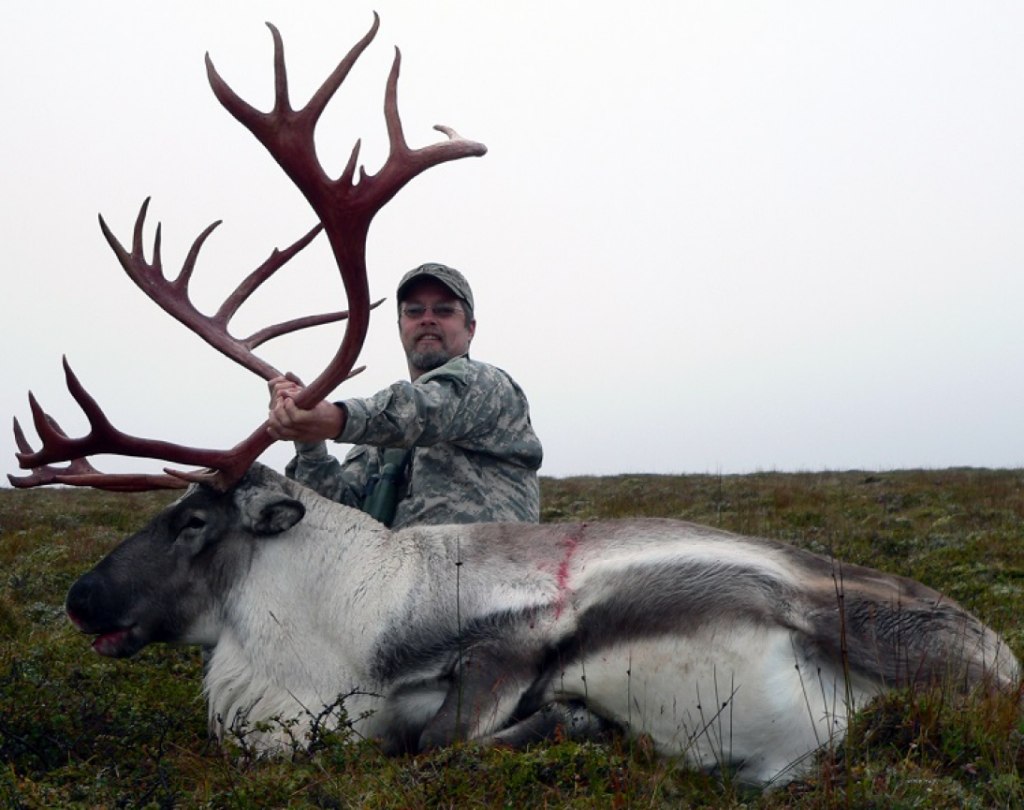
{"left": 171, "top": 508, "right": 217, "bottom": 554}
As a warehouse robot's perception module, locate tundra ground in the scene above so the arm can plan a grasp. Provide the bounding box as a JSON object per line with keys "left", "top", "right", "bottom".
{"left": 2, "top": 468, "right": 1023, "bottom": 809}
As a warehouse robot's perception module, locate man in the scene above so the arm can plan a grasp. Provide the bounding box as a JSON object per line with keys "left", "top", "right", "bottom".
{"left": 267, "top": 263, "right": 542, "bottom": 528}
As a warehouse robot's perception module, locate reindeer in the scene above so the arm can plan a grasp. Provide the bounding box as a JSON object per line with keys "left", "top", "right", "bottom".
{"left": 11, "top": 17, "right": 1019, "bottom": 788}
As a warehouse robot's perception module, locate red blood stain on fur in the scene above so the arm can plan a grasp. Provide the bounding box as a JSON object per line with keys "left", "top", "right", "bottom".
{"left": 553, "top": 523, "right": 585, "bottom": 618}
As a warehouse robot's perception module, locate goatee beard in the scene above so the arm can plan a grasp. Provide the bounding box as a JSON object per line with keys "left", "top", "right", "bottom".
{"left": 409, "top": 347, "right": 452, "bottom": 373}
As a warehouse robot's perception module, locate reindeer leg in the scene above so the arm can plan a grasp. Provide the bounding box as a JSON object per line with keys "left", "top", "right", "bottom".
{"left": 486, "top": 701, "right": 616, "bottom": 748}
{"left": 417, "top": 642, "right": 539, "bottom": 750}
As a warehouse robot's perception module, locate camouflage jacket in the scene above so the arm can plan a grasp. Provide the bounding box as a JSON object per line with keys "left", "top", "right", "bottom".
{"left": 284, "top": 356, "right": 542, "bottom": 528}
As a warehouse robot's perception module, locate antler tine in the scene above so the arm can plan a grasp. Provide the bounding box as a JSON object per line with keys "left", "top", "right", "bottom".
{"left": 9, "top": 414, "right": 97, "bottom": 488}
{"left": 247, "top": 298, "right": 386, "bottom": 350}
{"left": 216, "top": 223, "right": 319, "bottom": 331}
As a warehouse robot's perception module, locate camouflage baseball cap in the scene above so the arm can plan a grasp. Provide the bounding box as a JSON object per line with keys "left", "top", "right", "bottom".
{"left": 396, "top": 263, "right": 474, "bottom": 311}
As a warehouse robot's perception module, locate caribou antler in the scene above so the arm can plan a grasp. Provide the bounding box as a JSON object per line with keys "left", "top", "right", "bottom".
{"left": 10, "top": 14, "right": 486, "bottom": 491}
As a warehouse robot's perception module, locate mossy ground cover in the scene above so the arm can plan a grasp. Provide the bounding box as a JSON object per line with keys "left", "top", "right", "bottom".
{"left": 2, "top": 469, "right": 1022, "bottom": 808}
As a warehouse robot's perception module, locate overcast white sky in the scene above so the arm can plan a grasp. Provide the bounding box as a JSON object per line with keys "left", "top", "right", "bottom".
{"left": 3, "top": 1, "right": 1022, "bottom": 485}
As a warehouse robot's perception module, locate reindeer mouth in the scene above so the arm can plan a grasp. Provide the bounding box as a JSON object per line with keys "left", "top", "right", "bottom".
{"left": 67, "top": 611, "right": 143, "bottom": 659}
{"left": 91, "top": 627, "right": 138, "bottom": 658}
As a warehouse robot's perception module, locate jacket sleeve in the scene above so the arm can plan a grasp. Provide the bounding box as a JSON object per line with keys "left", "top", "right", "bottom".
{"left": 283, "top": 440, "right": 370, "bottom": 508}
{"left": 335, "top": 358, "right": 542, "bottom": 469}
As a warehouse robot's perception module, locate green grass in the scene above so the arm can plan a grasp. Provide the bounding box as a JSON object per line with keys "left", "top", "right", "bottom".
{"left": 2, "top": 469, "right": 1023, "bottom": 808}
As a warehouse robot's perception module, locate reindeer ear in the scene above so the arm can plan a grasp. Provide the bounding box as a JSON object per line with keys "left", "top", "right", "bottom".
{"left": 239, "top": 490, "right": 306, "bottom": 536}
{"left": 256, "top": 498, "right": 305, "bottom": 535}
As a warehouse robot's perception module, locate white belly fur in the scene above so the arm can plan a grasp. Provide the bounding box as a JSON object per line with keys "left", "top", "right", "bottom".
{"left": 551, "top": 625, "right": 876, "bottom": 786}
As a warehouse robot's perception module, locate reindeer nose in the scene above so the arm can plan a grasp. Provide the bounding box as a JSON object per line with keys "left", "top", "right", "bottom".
{"left": 65, "top": 570, "right": 113, "bottom": 632}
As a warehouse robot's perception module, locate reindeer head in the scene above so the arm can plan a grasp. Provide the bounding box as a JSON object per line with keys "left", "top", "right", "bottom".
{"left": 64, "top": 464, "right": 307, "bottom": 658}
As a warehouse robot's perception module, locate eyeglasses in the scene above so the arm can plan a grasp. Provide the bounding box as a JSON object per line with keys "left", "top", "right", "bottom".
{"left": 400, "top": 304, "right": 464, "bottom": 320}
